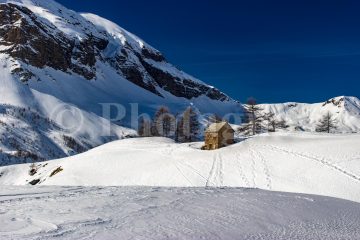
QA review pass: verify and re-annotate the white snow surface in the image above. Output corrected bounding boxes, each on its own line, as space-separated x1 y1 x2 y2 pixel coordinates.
0 186 360 240
1 132 360 203
260 96 360 133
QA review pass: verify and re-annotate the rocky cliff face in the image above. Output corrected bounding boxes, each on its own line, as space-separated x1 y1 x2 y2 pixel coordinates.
0 3 100 80
0 1 230 101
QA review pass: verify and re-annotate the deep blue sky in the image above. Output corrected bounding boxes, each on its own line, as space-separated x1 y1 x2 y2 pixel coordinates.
57 0 360 103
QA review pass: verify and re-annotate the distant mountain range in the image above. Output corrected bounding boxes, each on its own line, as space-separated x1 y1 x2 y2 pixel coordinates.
0 0 359 165
261 96 360 133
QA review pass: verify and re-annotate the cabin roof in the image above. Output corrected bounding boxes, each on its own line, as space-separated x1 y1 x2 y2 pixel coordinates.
205 122 235 133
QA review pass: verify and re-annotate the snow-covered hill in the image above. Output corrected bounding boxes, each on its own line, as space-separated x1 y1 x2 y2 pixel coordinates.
0 0 241 164
260 96 360 133
1 133 360 202
1 186 360 240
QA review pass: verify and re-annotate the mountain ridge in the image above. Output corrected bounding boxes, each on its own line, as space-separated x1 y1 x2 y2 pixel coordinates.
259 96 360 133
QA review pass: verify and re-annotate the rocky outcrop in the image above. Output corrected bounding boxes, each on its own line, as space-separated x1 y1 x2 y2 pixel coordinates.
0 3 105 80
322 97 345 108
141 59 229 101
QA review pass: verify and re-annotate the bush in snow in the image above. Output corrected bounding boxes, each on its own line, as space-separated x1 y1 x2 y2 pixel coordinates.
263 112 289 132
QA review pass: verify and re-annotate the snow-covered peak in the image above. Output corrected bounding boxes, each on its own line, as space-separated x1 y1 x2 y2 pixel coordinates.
1 0 102 39
0 0 160 58
323 96 360 112
81 13 154 52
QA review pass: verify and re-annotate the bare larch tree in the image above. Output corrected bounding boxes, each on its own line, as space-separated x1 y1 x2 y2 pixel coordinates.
315 112 337 133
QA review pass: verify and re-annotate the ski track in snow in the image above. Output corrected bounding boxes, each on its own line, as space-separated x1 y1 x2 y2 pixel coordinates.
165 145 194 186
218 153 224 186
177 160 210 185
251 145 273 190
264 144 360 183
235 150 251 188
206 153 219 187
205 152 224 187
248 148 258 187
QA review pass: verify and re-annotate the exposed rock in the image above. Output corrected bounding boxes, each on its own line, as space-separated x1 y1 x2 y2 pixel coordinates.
0 3 104 81
141 59 229 101
29 178 40 185
141 48 165 62
323 97 344 108
50 166 63 177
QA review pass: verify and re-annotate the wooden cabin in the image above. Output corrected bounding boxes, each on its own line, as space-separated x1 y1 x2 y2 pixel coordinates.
203 122 235 150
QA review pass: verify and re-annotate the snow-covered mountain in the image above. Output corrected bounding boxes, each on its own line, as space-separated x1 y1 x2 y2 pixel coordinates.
0 0 241 165
260 96 360 133
0 0 231 103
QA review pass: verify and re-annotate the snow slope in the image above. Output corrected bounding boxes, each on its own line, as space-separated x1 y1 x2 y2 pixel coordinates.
1 132 360 202
0 55 136 165
1 186 360 240
260 96 360 133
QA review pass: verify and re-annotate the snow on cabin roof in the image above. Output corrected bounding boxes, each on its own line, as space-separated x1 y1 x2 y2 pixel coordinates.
205 122 234 133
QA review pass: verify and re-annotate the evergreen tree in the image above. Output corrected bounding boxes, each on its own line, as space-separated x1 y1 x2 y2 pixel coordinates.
176 115 185 142
316 112 337 133
152 106 176 137
188 107 201 142
138 117 151 137
238 98 264 136
176 107 200 142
